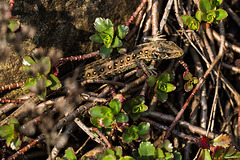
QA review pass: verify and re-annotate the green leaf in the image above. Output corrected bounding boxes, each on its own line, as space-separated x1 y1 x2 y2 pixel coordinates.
156 90 168 102
130 112 140 121
103 27 114 38
186 17 200 31
137 122 150 135
223 145 238 158
94 17 113 33
200 0 212 13
131 97 145 106
105 148 115 155
195 10 202 22
147 75 156 87
138 142 155 156
202 10 216 23
37 88 47 100
158 140 173 152
191 77 198 84
184 80 193 92
102 155 117 160
119 156 135 160
22 78 37 90
0 126 11 138
22 65 32 76
158 72 171 82
90 117 100 127
40 57 51 75
128 126 138 135
8 19 20 32
215 9 228 20
38 75 52 88
165 152 174 160
166 83 176 93
10 135 21 150
112 36 122 48
210 134 231 148
224 152 240 159
101 106 113 118
23 56 36 66
174 151 182 160
114 147 122 159
63 147 77 160
154 148 165 159
122 133 132 143
183 71 193 80
101 33 113 48
102 117 113 127
100 45 113 58
89 106 104 118
180 15 192 25
210 0 222 9
198 149 212 160
115 113 129 123
132 104 148 113
117 25 129 39
90 33 104 43
48 74 62 90
109 99 121 115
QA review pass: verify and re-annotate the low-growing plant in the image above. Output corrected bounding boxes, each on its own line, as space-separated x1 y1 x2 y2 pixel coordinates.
90 17 129 58
181 0 228 31
196 134 240 160
22 48 62 100
123 96 149 121
89 99 129 129
147 71 176 102
122 122 150 143
56 147 77 160
0 117 22 150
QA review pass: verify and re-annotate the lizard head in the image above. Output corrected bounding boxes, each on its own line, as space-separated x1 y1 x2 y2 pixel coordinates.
151 40 184 60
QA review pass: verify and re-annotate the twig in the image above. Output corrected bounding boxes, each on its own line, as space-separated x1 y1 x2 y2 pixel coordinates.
7 134 45 160
81 79 125 87
159 0 174 34
119 75 146 93
139 117 196 141
212 30 240 54
150 111 216 139
164 21 226 140
143 0 152 36
48 122 76 160
74 118 104 145
125 0 148 27
223 2 240 28
55 51 100 67
151 0 159 35
91 127 112 149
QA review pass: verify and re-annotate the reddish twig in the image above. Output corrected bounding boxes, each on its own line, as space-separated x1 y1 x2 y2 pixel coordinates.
164 21 226 140
91 127 112 148
125 0 148 27
0 82 25 92
7 134 45 160
55 50 100 67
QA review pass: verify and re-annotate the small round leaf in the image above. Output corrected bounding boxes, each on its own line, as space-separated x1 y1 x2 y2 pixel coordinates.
137 122 150 135
138 142 155 156
100 45 113 58
115 113 129 123
117 25 129 39
109 99 121 115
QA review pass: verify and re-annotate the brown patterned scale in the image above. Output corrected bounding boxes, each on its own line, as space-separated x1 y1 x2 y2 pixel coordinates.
82 40 184 80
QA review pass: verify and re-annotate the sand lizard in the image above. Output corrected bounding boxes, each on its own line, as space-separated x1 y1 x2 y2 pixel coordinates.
81 39 184 80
